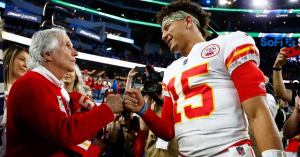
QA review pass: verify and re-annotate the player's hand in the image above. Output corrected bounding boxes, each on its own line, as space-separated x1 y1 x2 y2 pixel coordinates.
106 94 123 113
273 47 288 68
124 88 145 113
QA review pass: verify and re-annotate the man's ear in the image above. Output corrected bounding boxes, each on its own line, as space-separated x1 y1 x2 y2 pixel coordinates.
43 51 52 62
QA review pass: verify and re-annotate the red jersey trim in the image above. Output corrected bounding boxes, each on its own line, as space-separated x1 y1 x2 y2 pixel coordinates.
225 44 258 69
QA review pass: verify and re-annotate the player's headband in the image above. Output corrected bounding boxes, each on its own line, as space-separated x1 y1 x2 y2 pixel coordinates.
161 10 200 30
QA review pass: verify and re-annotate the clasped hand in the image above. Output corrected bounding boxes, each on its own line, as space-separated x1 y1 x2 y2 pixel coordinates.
123 88 145 113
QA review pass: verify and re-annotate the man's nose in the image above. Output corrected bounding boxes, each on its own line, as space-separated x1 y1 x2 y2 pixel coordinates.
73 48 78 56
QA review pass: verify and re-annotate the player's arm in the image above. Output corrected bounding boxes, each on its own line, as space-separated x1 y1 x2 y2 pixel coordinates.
283 96 300 139
273 48 293 102
124 89 175 141
141 95 175 140
231 61 284 156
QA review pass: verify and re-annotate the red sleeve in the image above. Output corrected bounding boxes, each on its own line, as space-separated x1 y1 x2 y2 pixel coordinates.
141 96 175 141
69 91 96 113
231 61 267 103
8 75 114 147
69 92 82 114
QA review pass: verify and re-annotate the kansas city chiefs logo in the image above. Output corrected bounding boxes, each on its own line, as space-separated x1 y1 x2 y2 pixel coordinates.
201 44 220 58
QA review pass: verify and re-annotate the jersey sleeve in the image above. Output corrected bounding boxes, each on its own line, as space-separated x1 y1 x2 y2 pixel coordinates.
223 31 260 75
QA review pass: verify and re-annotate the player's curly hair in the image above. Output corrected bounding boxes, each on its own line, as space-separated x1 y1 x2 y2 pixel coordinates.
156 0 211 39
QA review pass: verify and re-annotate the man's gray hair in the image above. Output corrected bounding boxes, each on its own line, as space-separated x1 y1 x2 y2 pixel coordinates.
28 28 66 69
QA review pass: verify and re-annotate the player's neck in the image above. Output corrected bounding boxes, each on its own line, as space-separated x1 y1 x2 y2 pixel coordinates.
182 34 205 57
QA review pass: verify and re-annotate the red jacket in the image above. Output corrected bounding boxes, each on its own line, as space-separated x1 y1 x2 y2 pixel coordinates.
6 71 114 157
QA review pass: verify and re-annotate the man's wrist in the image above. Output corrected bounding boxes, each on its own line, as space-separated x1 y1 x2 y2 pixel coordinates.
273 63 282 68
272 67 282 71
262 149 286 157
137 102 148 116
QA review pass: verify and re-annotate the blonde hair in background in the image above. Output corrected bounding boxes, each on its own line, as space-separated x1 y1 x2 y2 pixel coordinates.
3 45 28 91
73 64 85 94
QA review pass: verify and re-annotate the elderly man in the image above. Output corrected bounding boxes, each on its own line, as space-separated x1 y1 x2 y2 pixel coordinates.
6 28 123 156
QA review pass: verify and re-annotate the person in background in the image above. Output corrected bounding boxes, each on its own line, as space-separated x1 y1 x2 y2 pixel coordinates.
273 48 299 157
124 1 283 156
273 47 298 107
63 64 106 156
2 45 29 126
138 94 178 157
6 28 123 156
63 64 94 113
63 64 85 94
0 45 29 156
283 96 300 157
126 67 178 157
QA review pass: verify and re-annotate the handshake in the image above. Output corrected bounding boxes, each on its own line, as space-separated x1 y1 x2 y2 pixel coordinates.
105 89 146 114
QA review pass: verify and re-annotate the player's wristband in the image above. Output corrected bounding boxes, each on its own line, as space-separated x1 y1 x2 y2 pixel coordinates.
272 67 282 71
137 103 148 116
262 149 286 157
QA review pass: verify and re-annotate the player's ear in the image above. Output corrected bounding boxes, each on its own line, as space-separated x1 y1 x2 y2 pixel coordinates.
185 16 193 30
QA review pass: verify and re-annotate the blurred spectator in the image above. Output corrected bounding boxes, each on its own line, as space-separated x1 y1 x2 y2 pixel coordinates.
275 97 290 133
283 96 300 157
135 95 178 157
91 77 101 102
6 28 123 156
125 67 178 157
274 48 300 157
2 45 29 126
63 64 85 94
63 64 108 156
1 45 29 156
273 48 298 105
63 64 95 114
83 70 93 88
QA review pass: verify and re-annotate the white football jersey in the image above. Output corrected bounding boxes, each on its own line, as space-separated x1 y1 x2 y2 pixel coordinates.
162 31 260 156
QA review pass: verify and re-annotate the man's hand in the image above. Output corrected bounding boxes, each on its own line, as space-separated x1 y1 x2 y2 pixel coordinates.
106 94 123 113
273 48 288 68
124 88 145 113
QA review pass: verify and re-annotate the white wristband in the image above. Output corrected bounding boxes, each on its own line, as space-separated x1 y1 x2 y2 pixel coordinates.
262 149 286 157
